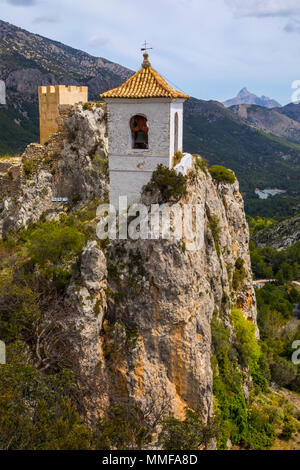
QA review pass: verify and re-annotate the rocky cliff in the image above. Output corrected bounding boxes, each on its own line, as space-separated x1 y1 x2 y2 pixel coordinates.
253 214 300 250
231 103 300 146
100 167 256 424
0 102 108 236
0 104 257 436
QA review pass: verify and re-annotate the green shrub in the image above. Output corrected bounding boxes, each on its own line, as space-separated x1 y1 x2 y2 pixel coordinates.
209 165 236 184
232 308 269 392
26 221 85 266
25 221 85 288
143 164 187 202
280 420 296 441
67 129 76 142
159 408 218 450
247 215 275 236
0 268 40 343
212 350 248 448
209 214 221 256
256 284 294 323
172 151 183 167
250 241 300 283
23 159 37 178
0 153 14 160
82 102 93 111
211 313 230 355
211 312 248 448
270 357 297 387
92 153 108 176
0 365 90 450
232 257 246 291
93 403 152 450
212 309 272 449
245 406 276 449
232 308 260 368
194 156 209 174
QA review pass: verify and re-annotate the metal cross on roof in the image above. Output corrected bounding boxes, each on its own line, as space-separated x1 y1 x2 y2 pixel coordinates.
141 40 153 52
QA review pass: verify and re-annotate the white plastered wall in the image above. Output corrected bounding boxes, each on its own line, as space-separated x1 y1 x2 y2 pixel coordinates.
169 101 184 165
106 98 184 207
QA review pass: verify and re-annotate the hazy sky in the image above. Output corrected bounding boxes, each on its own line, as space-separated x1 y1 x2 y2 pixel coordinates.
2 0 300 104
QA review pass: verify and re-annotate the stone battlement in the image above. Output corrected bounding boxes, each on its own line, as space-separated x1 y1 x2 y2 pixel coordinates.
38 85 88 144
39 85 88 97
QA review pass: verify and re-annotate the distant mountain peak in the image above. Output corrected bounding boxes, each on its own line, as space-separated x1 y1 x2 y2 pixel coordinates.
223 88 281 109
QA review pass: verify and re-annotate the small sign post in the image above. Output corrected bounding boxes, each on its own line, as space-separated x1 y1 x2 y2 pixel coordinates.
52 197 68 203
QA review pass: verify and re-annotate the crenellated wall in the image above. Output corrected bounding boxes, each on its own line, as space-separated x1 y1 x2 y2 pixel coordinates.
38 85 88 144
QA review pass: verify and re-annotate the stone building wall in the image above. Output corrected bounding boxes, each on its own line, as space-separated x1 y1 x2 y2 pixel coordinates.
107 98 171 157
170 101 184 156
106 98 184 206
38 85 88 144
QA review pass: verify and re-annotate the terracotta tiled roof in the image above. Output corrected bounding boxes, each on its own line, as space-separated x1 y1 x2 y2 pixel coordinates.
100 53 189 100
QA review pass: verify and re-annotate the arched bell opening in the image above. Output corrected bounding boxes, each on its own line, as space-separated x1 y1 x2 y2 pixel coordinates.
130 114 149 149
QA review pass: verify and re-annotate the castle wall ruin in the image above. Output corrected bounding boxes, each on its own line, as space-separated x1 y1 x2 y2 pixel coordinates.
38 85 88 144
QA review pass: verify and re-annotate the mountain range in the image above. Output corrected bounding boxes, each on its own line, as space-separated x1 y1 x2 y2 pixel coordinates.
223 87 281 108
0 19 132 154
1 19 300 217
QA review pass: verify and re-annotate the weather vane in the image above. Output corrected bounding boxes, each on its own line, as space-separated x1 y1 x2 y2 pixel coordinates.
141 41 153 52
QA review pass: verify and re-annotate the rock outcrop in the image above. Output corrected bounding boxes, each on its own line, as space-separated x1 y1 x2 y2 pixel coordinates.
99 163 256 424
0 104 257 435
231 103 300 145
254 214 300 250
0 102 108 236
65 240 107 424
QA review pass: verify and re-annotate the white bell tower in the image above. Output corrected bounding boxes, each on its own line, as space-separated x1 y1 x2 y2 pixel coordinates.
100 51 189 207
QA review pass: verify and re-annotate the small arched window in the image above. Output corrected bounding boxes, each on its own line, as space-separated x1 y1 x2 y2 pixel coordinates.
174 112 179 155
130 115 148 149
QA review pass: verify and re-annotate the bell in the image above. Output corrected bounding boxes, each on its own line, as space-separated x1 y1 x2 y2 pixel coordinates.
135 130 147 144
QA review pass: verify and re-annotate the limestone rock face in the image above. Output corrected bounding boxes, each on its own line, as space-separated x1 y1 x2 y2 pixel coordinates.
0 104 257 433
0 102 108 236
64 240 107 424
253 213 300 250
100 166 256 422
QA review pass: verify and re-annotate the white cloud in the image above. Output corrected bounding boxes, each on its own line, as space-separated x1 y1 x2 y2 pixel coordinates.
88 35 109 47
225 0 300 18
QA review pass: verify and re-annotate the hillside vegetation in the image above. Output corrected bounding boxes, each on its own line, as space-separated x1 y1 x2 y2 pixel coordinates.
184 99 300 196
231 104 300 146
0 177 298 450
251 214 300 250
0 19 132 156
0 104 39 155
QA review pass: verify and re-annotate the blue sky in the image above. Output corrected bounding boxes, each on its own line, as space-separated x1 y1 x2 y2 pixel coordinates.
1 0 300 104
